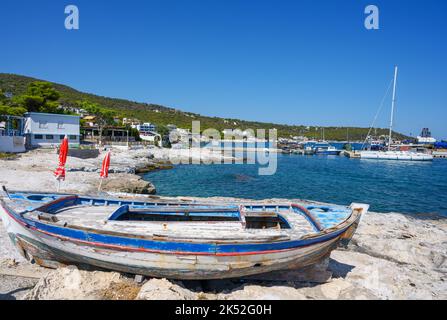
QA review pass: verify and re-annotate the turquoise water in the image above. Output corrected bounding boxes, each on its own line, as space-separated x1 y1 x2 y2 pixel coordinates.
143 154 447 215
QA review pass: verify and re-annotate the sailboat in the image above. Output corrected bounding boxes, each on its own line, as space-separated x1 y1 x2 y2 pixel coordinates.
358 66 433 161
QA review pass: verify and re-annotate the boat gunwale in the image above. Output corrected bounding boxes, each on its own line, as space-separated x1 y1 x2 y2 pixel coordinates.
2 204 356 256
1 195 361 250
28 195 351 239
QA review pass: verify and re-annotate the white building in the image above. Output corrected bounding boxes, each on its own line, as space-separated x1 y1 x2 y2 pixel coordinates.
24 112 80 148
417 136 437 144
417 128 436 144
222 129 253 138
123 117 141 126
135 122 157 133
133 123 160 146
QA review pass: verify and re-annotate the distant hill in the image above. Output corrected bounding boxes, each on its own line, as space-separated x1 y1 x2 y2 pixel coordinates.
0 73 410 141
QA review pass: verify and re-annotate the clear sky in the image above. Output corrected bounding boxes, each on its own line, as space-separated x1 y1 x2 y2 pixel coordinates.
1 0 446 139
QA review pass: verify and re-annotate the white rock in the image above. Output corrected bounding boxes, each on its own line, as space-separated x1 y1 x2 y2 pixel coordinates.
24 266 122 300
137 278 197 300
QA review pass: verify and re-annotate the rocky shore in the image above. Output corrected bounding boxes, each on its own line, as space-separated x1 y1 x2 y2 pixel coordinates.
0 148 446 300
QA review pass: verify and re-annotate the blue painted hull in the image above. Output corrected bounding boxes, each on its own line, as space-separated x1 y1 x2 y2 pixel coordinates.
0 191 366 279
315 151 341 155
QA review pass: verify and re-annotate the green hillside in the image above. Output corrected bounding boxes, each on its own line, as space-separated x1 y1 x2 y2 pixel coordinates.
0 73 409 141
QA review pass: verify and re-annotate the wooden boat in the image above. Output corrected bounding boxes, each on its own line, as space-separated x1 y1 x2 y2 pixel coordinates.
0 188 368 280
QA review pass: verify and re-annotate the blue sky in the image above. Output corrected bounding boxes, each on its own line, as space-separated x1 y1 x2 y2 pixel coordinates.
1 0 446 139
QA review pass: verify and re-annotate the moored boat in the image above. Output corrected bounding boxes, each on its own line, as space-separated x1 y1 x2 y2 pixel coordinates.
315 145 342 155
358 66 433 162
0 188 368 280
358 150 433 161
303 146 315 155
303 141 341 155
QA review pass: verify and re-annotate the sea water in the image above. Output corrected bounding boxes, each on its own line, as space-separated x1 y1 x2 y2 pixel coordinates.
143 154 447 215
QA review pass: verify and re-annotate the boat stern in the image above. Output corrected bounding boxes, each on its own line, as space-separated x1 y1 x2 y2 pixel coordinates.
0 187 42 262
0 187 13 230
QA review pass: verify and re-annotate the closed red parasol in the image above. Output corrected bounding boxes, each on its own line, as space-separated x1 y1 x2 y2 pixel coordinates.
98 151 111 191
100 151 111 178
54 135 69 181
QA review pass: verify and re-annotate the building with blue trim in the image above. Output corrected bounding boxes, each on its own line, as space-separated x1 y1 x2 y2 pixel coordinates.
0 115 26 153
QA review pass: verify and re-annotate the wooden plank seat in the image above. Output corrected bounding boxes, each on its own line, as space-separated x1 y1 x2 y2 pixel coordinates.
243 211 278 218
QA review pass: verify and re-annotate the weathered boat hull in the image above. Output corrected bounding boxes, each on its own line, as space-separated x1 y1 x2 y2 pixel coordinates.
8 230 343 279
0 192 365 280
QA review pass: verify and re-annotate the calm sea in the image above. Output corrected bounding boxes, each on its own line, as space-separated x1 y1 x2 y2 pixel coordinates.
143 154 447 216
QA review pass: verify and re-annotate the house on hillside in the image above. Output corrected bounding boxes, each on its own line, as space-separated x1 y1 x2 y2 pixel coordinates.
123 118 141 126
169 127 192 148
83 115 96 127
166 124 177 131
24 112 80 148
135 122 157 133
222 129 253 138
133 123 160 146
63 106 87 116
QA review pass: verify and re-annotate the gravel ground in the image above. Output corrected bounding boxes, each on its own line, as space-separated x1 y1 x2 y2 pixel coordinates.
0 218 24 262
0 275 37 300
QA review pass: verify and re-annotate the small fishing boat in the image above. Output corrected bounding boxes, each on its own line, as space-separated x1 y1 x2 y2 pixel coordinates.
0 188 368 280
315 145 342 156
303 146 315 155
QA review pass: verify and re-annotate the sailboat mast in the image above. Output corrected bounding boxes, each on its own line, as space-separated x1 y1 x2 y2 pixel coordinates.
388 66 398 150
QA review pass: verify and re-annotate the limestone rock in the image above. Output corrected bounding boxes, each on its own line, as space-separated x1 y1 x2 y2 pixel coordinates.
137 278 197 300
218 284 306 300
23 266 124 300
100 174 156 194
135 162 174 174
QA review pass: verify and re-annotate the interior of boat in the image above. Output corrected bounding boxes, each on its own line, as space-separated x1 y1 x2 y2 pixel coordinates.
7 192 354 241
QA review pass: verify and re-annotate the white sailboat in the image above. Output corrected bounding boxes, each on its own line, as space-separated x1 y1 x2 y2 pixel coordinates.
358 66 433 161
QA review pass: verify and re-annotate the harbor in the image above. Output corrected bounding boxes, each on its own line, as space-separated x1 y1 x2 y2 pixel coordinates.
0 148 446 300
1 96 446 300
1 0 446 304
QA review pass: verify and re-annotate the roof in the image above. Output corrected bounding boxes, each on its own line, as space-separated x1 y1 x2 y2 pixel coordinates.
25 112 80 119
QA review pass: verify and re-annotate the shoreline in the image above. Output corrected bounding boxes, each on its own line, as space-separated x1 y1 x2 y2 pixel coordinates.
0 148 446 300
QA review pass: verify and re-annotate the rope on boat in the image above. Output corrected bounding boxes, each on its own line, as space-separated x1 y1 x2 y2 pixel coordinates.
361 78 394 150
